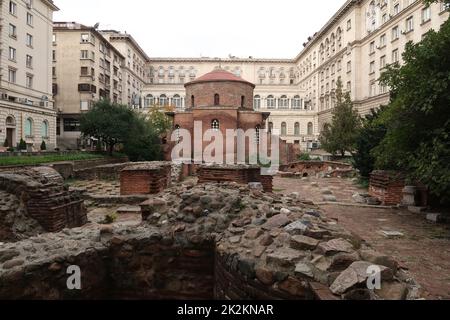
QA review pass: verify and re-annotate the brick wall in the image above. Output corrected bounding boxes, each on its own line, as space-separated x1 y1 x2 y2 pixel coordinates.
120 163 172 196
369 171 406 206
197 165 273 193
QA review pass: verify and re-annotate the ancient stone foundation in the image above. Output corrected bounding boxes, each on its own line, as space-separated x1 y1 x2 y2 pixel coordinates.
0 167 87 239
0 183 420 300
197 164 273 193
280 161 354 178
120 162 172 196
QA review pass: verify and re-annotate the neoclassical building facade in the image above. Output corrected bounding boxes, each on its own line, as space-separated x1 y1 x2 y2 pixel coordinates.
141 0 449 150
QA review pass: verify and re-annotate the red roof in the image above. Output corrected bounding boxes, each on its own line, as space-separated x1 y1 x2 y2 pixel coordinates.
186 69 255 87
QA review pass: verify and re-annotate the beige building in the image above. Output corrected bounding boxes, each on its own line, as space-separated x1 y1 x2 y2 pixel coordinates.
100 30 150 108
50 0 449 151
143 0 449 150
52 22 125 149
0 0 59 150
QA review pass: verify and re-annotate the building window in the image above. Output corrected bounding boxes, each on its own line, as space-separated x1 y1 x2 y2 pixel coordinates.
405 16 414 32
347 61 351 72
307 122 314 136
241 96 245 108
52 34 56 43
63 118 81 132
26 33 33 47
279 95 289 109
255 125 261 144
159 94 168 106
392 26 399 40
26 55 33 68
392 49 399 63
369 41 375 54
81 33 90 43
380 55 386 69
268 122 273 134
281 122 287 136
173 94 181 108
145 94 154 107
9 47 16 61
211 119 220 132
294 122 300 136
422 7 431 23
370 61 375 74
292 96 302 109
26 74 33 88
214 94 220 106
191 95 195 108
9 24 17 38
393 3 400 15
267 95 275 109
9 1 17 15
347 19 352 30
380 34 386 47
41 121 49 138
8 68 16 83
25 118 33 137
80 101 90 111
370 82 377 96
27 13 33 26
254 95 261 110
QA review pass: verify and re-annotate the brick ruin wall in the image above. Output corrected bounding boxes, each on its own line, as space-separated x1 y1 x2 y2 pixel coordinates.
0 167 87 236
197 165 273 193
120 163 172 196
0 184 420 300
369 171 406 206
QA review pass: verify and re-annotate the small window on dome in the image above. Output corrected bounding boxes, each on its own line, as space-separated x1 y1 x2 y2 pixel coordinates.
241 96 245 108
211 119 220 131
214 94 220 106
191 95 195 108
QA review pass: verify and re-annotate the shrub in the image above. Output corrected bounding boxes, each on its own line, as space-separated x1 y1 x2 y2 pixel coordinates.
40 141 47 151
18 139 27 151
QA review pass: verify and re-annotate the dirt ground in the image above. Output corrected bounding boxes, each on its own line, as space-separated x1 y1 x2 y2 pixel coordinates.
274 176 450 300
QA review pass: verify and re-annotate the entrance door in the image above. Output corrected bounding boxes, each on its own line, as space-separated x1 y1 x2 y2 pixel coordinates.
6 128 15 147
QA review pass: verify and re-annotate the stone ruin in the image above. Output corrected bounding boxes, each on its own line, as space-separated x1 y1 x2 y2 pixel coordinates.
279 161 355 179
197 164 273 193
0 182 421 300
120 162 172 196
0 167 87 241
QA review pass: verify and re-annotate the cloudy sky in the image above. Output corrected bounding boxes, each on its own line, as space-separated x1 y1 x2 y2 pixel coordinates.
54 0 345 59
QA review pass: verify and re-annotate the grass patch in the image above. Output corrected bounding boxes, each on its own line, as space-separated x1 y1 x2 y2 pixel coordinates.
0 152 113 166
356 177 369 190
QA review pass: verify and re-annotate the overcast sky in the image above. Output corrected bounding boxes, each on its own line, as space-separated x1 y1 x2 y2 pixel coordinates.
54 0 345 59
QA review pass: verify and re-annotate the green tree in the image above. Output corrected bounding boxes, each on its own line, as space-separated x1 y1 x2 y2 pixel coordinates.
123 115 164 162
353 106 387 177
319 80 361 157
80 100 135 155
374 17 450 202
40 140 47 151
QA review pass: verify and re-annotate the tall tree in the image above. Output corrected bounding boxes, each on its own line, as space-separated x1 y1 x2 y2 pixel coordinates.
80 100 135 155
353 106 387 178
374 16 450 202
320 80 361 157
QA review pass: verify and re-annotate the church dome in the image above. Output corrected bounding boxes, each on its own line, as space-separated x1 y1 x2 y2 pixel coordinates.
186 68 255 88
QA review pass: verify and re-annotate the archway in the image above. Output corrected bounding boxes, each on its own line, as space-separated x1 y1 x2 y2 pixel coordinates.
5 116 16 148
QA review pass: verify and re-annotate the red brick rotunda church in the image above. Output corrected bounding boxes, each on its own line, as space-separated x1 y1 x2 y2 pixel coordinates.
166 68 273 164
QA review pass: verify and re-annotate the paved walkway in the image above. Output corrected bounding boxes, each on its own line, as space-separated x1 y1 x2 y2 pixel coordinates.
274 176 450 300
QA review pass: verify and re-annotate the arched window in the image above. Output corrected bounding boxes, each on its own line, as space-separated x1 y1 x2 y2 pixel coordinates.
191 95 195 108
267 95 275 109
254 95 261 110
281 122 287 136
159 94 168 106
255 125 261 144
6 116 15 126
292 95 302 109
294 122 300 136
25 118 33 136
174 124 181 143
173 94 181 108
211 119 220 132
268 122 273 133
214 94 220 106
145 94 154 107
41 121 49 138
279 95 289 109
241 96 245 108
308 122 314 135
